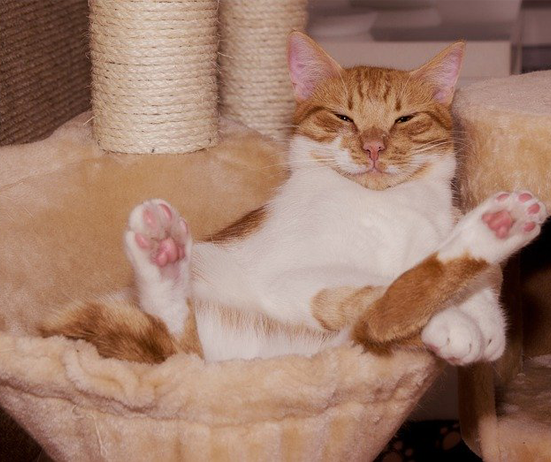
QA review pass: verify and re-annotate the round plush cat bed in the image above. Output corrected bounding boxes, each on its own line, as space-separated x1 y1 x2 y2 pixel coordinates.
0 115 441 461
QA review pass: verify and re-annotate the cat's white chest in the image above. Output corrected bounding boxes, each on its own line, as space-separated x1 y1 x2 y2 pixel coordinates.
257 169 452 281
310 196 442 277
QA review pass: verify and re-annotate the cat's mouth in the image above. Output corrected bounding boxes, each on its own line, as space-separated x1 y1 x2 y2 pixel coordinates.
366 164 386 174
348 163 388 176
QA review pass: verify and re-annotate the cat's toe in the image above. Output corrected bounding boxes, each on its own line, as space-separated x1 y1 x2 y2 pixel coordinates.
128 199 177 239
479 324 506 362
483 335 506 362
514 191 547 233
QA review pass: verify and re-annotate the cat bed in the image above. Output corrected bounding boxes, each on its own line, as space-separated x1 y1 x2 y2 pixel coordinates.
453 70 551 461
0 114 441 461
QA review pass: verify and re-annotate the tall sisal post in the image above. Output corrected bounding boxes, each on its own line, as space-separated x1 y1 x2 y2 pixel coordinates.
89 0 219 154
218 0 308 142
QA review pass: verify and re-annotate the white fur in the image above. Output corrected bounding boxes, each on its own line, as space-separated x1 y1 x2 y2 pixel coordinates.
125 199 192 336
126 136 544 363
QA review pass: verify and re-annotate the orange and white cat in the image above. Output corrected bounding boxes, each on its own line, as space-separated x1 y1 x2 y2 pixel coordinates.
44 33 546 365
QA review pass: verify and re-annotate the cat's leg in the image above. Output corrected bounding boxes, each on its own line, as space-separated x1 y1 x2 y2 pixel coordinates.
42 200 200 362
125 199 192 336
420 192 544 363
354 191 546 348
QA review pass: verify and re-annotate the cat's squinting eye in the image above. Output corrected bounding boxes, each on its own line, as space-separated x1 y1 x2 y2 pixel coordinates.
395 115 414 124
335 114 354 123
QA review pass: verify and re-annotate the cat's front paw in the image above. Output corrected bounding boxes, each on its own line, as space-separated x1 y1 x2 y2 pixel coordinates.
125 199 192 280
421 309 500 366
422 307 506 365
440 191 546 265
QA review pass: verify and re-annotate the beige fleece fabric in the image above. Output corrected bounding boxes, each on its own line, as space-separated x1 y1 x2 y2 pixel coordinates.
454 71 551 462
0 114 440 462
495 355 551 461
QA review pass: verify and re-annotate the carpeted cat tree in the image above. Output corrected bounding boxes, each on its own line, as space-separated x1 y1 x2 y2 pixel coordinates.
453 73 551 462
0 2 549 462
0 1 440 461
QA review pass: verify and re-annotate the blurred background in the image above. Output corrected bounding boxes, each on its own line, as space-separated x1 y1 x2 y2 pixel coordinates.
308 0 551 87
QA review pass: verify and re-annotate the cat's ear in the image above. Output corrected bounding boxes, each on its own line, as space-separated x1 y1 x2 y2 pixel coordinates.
411 41 465 106
288 31 343 101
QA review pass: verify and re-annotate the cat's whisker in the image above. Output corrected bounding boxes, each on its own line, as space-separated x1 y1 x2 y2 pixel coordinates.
292 161 341 178
257 158 327 170
452 140 477 151
414 138 453 148
411 140 454 154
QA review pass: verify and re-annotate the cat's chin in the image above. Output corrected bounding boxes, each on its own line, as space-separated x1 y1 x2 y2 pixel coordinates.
340 168 401 191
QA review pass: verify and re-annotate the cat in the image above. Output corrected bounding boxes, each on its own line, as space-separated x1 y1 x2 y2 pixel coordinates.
43 32 547 365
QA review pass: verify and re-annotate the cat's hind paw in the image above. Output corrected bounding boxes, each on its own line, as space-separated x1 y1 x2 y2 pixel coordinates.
125 199 192 280
439 191 547 265
481 191 546 239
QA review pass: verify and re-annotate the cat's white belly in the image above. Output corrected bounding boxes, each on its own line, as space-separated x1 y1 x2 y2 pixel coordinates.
195 305 350 362
241 192 451 285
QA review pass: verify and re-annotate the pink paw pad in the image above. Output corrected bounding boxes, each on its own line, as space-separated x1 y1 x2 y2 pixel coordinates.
523 222 536 232
143 209 157 230
130 201 191 270
152 237 187 267
483 191 546 239
155 238 179 267
135 232 151 249
482 210 513 239
528 203 540 214
159 203 172 221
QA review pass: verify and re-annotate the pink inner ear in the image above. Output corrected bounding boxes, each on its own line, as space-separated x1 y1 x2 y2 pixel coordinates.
288 33 340 101
433 49 463 103
414 43 464 105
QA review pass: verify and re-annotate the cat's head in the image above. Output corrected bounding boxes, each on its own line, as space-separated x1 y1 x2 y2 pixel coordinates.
288 32 464 190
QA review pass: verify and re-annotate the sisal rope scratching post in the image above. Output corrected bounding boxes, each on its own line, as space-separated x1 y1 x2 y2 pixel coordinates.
218 0 308 142
89 0 219 155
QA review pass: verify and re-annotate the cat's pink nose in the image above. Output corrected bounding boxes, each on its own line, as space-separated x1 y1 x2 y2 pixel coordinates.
363 140 385 161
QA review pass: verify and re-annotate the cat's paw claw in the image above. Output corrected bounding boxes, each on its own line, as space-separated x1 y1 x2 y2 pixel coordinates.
125 199 192 277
